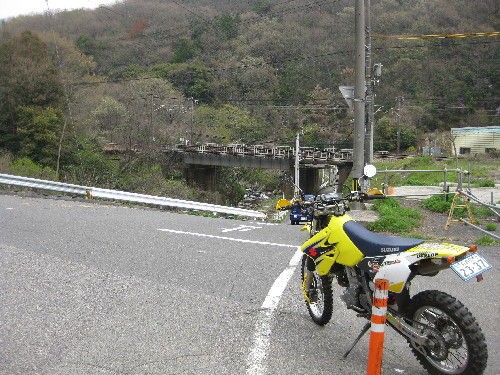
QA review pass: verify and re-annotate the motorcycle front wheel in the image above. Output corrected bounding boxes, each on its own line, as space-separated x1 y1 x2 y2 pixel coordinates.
300 254 333 325
406 290 488 375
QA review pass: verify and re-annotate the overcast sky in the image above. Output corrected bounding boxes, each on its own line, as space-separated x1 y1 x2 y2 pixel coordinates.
0 0 122 20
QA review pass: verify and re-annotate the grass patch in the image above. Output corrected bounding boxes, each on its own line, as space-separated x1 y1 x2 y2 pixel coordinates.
422 195 494 219
485 223 497 232
367 197 422 233
474 179 495 188
475 235 500 246
422 194 451 213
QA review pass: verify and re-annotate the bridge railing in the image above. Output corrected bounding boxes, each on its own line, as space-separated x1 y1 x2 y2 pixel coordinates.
171 143 353 163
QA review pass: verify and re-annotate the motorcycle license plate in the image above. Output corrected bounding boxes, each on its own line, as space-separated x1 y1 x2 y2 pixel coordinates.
451 253 492 281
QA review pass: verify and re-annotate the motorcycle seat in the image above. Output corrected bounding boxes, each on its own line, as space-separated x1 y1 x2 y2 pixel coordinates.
343 220 424 257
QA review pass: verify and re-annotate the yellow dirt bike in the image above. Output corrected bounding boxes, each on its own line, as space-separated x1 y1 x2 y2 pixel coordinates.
276 169 490 375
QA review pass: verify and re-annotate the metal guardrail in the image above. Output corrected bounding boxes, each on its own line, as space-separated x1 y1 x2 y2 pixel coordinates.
0 173 266 219
377 168 466 194
460 219 500 240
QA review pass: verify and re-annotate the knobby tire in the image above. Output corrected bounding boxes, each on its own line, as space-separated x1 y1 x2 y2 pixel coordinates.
300 254 333 326
406 290 488 375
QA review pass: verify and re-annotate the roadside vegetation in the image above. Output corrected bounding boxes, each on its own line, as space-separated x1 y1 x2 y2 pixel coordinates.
476 235 500 246
366 197 423 234
365 195 499 246
422 194 494 219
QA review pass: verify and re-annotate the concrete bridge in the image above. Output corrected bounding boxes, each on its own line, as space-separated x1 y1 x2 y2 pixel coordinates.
165 143 353 193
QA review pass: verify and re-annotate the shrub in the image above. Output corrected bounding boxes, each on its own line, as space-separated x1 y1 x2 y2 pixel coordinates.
422 194 493 219
8 157 57 180
367 197 422 233
485 223 497 232
422 195 451 213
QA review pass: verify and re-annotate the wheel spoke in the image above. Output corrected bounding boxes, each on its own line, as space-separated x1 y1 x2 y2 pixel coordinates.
449 350 464 366
414 305 469 373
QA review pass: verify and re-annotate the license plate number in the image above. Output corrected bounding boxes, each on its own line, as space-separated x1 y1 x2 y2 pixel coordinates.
451 253 492 281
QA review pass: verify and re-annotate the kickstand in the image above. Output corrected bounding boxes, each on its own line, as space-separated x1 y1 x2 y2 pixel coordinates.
343 322 371 358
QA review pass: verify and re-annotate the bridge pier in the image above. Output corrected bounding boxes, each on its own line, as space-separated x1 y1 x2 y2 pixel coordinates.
294 164 353 196
298 168 322 194
184 164 217 191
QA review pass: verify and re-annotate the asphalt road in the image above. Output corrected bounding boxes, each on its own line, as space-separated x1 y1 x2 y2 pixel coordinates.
0 194 498 375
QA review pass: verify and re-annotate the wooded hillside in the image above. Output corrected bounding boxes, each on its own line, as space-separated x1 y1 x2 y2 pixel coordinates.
0 0 498 201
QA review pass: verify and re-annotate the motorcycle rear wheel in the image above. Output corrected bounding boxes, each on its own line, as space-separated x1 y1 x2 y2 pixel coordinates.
406 290 488 375
300 254 333 325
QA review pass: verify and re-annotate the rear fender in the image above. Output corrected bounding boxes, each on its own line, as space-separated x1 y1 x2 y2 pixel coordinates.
371 243 471 292
403 242 469 263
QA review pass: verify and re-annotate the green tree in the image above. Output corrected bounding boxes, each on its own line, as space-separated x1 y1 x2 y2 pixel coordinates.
216 14 240 40
374 117 417 152
275 61 312 103
152 62 213 102
92 96 126 143
253 0 272 15
108 64 146 80
16 106 64 167
194 104 268 144
171 38 196 63
61 136 118 186
0 31 63 152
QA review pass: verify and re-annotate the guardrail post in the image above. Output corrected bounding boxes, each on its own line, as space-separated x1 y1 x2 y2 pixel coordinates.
366 278 389 375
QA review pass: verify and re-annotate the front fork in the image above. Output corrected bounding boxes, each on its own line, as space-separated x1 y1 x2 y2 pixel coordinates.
301 256 316 303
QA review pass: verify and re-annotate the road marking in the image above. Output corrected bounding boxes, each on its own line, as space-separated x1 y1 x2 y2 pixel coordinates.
252 222 279 226
246 247 302 375
157 226 302 374
222 225 263 233
157 228 297 248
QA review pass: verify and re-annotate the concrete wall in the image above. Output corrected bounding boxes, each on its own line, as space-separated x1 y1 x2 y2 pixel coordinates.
184 165 217 191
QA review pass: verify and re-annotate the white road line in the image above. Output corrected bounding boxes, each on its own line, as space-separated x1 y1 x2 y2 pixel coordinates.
157 226 302 374
253 222 280 226
221 225 263 233
246 247 302 375
157 228 297 248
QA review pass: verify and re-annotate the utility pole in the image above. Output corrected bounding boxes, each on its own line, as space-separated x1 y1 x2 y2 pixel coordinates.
145 93 159 145
396 96 403 154
294 132 300 196
150 93 154 142
364 0 373 165
353 0 366 182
